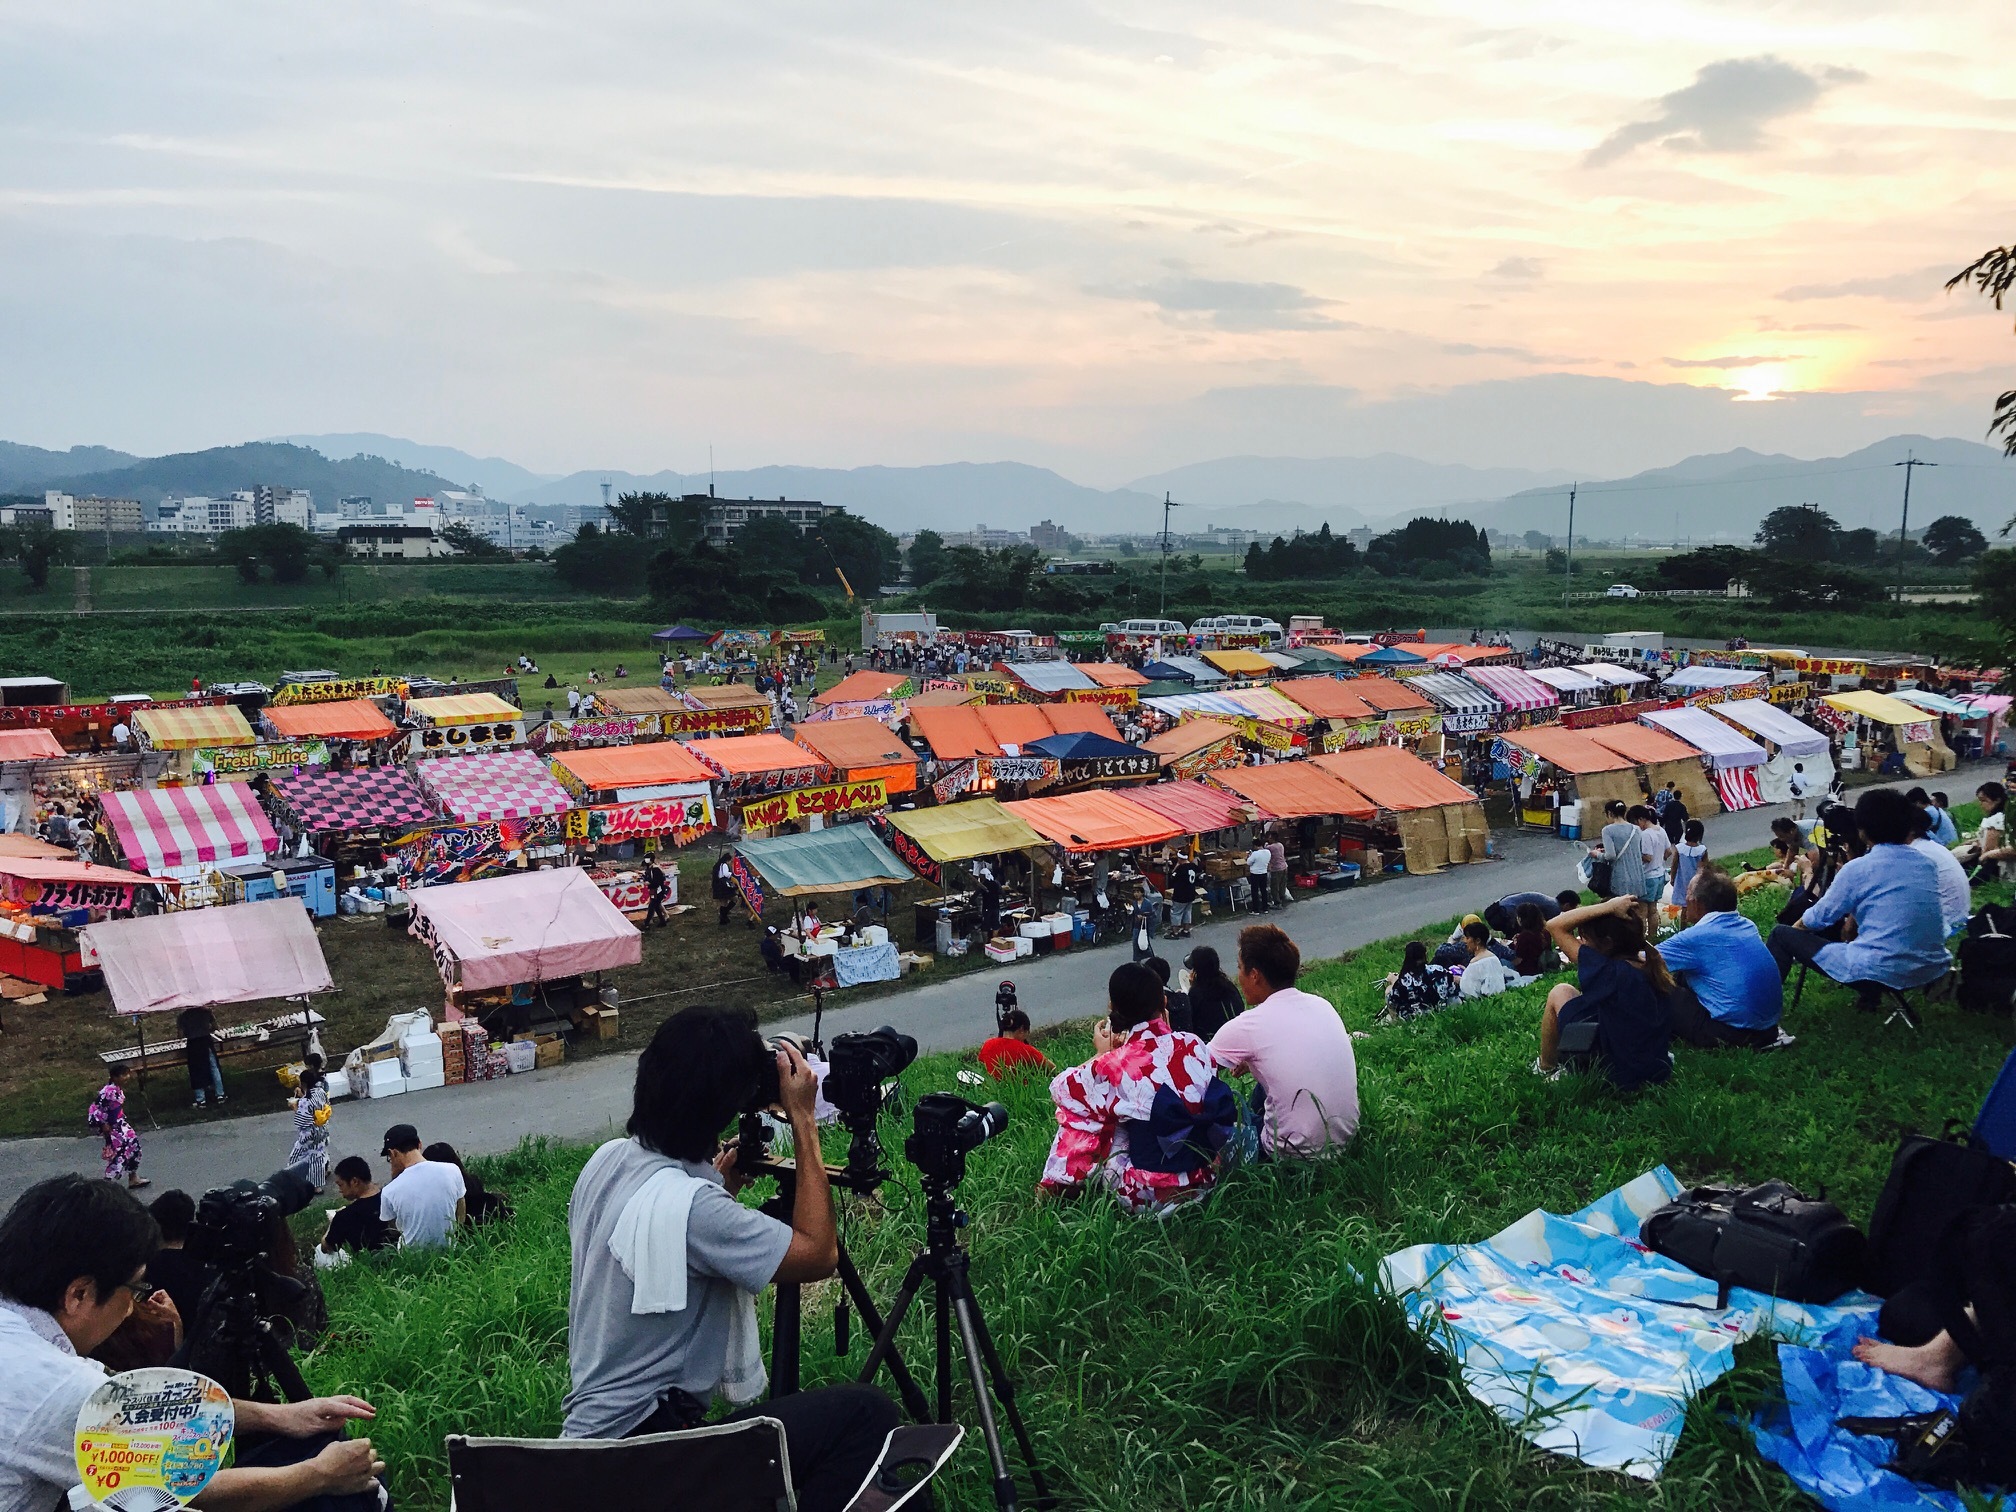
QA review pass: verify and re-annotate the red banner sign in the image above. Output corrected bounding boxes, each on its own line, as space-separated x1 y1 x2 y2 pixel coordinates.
0 696 226 752
1561 698 1678 730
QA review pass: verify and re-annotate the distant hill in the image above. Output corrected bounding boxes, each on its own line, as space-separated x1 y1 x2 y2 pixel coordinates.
0 440 141 494
34 443 462 511
1125 454 1574 529
507 461 1170 535
1461 435 2016 543
267 433 561 499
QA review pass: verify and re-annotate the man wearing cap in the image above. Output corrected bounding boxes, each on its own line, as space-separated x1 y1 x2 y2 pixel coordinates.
377 1123 466 1248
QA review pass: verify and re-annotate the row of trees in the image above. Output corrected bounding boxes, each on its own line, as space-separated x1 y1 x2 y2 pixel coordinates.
1240 518 1493 583
1751 503 1986 566
553 491 902 620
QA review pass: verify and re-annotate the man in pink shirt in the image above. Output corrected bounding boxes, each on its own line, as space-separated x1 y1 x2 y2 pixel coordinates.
1208 924 1359 1158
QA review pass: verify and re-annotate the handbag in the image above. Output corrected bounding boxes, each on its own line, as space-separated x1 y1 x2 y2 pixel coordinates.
1587 857 1612 898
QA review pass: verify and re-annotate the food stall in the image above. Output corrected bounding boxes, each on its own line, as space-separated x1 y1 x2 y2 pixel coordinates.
1662 666 1767 705
267 766 443 875
1023 732 1160 790
1820 689 1954 778
1074 663 1151 694
1527 665 1608 709
995 661 1096 700
1309 746 1490 874
261 697 397 748
529 684 680 751
790 717 922 796
1200 649 1276 681
131 704 261 781
681 733 833 823
1491 727 1641 830
1705 699 1834 804
1464 665 1562 728
1143 718 1246 780
1894 688 1994 763
1140 655 1229 689
1573 662 1653 701
809 669 915 720
670 683 775 737
405 691 525 758
1579 723 1721 817
1639 707 1769 808
548 743 717 886
82 899 333 1084
736 825 918 985
0 855 172 992
1409 672 1504 784
1002 790 1187 926
99 782 279 900
0 729 66 835
1207 759 1382 879
874 799 1050 949
406 866 641 1043
415 748 576 823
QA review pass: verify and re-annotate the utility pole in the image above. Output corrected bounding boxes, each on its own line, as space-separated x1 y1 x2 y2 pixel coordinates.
1892 451 1935 605
1563 482 1577 600
1158 492 1184 619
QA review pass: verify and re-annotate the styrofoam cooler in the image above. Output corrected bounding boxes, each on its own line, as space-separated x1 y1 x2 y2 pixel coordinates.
1045 912 1072 936
404 1068 447 1092
862 924 889 946
1018 920 1049 939
1011 936 1033 958
983 940 1017 963
364 1059 407 1098
400 1033 444 1076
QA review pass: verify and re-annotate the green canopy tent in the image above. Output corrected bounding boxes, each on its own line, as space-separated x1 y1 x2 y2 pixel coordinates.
736 824 917 994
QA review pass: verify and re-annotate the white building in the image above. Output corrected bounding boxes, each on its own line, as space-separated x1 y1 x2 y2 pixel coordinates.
338 523 449 559
43 492 143 534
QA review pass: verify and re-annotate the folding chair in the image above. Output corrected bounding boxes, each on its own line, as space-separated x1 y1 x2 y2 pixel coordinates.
445 1418 962 1512
1788 960 1949 1030
1228 878 1252 914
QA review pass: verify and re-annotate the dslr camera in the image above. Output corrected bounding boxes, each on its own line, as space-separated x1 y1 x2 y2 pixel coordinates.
189 1168 318 1271
905 1093 1009 1191
742 1025 918 1187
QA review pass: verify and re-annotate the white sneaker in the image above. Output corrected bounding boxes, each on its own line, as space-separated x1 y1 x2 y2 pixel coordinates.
1529 1057 1562 1081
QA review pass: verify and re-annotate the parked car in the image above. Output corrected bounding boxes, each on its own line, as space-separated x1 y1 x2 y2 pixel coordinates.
1606 584 1641 598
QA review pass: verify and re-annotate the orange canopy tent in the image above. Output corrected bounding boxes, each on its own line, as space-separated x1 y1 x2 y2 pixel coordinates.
1497 727 1635 774
1209 762 1376 819
680 733 831 778
1309 747 1477 810
1003 791 1187 852
908 702 1120 760
263 699 397 742
1037 704 1121 739
553 743 717 791
975 702 1056 750
814 670 911 706
905 686 984 708
1077 663 1150 689
0 729 67 760
791 717 920 793
1276 680 1379 722
1143 718 1243 764
1581 724 1703 766
1119 779 1270 831
907 706 1000 760
1302 643 1377 664
1342 676 1435 714
595 686 687 716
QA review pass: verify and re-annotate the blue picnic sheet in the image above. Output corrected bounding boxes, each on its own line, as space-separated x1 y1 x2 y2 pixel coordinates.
831 940 901 988
1752 1344 1986 1512
1380 1167 1881 1478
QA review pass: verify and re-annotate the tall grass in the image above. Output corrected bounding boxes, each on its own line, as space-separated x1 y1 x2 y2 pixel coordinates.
304 849 2013 1510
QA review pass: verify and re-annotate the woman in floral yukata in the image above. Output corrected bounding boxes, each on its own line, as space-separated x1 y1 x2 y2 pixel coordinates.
87 1063 147 1188
1039 962 1235 1216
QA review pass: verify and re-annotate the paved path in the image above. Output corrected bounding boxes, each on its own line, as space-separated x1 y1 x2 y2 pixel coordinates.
0 776 1979 1205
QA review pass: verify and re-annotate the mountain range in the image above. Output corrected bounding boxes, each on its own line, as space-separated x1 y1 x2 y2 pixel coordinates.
2 430 2011 543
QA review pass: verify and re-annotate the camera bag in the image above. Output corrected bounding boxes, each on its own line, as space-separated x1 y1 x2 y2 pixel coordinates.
1640 1179 1866 1306
1958 905 2016 1017
1866 1127 2016 1297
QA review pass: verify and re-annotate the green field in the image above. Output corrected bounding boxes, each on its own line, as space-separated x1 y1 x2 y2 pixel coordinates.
299 843 2016 1512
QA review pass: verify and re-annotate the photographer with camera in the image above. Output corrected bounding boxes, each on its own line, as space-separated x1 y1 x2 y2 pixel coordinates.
0 1175 387 1512
563 1005 903 1512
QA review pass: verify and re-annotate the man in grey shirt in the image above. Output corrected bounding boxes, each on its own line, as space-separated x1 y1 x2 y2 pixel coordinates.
563 1006 901 1512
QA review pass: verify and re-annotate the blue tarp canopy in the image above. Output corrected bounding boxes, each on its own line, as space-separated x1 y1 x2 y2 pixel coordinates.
651 625 711 642
1140 656 1225 685
1025 731 1154 760
736 824 916 896
1357 644 1425 666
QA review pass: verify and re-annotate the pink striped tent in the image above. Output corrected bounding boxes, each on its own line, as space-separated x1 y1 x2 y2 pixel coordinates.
101 782 278 876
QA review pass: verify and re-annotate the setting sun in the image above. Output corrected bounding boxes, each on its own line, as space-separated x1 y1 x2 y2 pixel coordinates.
1730 364 1792 402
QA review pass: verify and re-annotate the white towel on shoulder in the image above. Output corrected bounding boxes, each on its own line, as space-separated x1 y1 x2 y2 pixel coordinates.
607 1161 767 1404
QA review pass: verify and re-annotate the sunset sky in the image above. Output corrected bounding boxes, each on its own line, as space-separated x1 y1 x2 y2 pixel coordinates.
4 1 2013 481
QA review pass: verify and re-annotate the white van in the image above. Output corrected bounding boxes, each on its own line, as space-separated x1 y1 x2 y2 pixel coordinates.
1192 614 1285 648
1110 618 1188 638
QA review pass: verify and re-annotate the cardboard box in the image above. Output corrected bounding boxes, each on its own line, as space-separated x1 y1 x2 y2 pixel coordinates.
534 1038 564 1070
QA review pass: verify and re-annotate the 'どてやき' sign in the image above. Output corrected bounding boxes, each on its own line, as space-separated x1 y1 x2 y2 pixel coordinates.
740 778 888 830
270 676 407 706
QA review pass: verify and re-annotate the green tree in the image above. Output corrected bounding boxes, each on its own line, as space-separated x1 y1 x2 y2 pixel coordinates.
606 490 708 543
1924 514 1989 565
1975 547 2016 665
1764 563 1882 609
216 523 319 584
1834 527 1881 565
1365 518 1491 577
1655 544 1758 590
552 522 648 594
1522 529 1551 552
1755 504 1840 558
907 528 947 585
438 521 509 560
935 545 1041 611
809 512 900 599
1544 547 1568 574
0 524 71 588
1948 245 2016 454
1243 524 1359 581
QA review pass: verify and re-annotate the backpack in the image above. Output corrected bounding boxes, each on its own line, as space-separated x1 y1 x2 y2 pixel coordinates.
1865 1127 2016 1297
1959 905 2016 1016
1640 1180 1866 1305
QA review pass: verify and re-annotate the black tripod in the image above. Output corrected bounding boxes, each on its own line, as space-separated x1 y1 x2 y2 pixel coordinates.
185 1265 311 1405
856 1179 1054 1512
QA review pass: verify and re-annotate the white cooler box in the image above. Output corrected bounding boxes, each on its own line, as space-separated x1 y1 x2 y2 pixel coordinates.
1017 920 1049 939
363 1059 406 1099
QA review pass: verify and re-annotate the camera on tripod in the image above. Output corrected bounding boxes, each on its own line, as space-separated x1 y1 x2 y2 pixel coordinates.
993 980 1017 1034
740 1025 919 1187
905 1094 1008 1190
184 1168 319 1403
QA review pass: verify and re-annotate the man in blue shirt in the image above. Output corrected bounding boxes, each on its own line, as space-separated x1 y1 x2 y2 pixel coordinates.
1660 867 1783 1049
1908 787 1958 846
1767 787 1952 1001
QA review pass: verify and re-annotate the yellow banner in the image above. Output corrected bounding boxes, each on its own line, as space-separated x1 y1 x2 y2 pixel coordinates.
740 777 889 830
1767 681 1811 706
1062 687 1137 706
270 676 407 705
